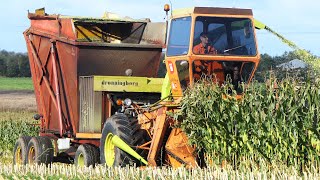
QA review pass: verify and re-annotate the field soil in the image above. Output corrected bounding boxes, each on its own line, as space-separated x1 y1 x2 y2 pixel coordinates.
0 90 36 112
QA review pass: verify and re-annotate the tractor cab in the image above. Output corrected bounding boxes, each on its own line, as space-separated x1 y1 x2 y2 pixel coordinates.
165 7 260 98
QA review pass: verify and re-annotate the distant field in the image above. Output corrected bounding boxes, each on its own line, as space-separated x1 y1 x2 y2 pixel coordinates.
0 77 33 91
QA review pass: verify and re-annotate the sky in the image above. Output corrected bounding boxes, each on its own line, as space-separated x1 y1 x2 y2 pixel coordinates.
0 0 319 56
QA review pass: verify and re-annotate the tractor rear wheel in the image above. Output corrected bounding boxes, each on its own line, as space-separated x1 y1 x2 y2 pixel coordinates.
26 136 54 165
74 144 99 167
13 136 32 165
100 114 148 167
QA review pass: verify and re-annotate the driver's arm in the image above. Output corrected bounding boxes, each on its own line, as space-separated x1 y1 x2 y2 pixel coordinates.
208 46 218 55
193 44 201 54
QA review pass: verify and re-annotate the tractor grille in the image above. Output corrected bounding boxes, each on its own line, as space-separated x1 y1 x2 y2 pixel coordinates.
79 76 102 133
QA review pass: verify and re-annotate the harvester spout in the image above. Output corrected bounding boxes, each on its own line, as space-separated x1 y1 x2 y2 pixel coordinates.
254 19 300 50
253 19 266 30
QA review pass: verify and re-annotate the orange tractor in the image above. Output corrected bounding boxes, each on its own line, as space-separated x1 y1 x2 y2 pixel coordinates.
14 6 262 167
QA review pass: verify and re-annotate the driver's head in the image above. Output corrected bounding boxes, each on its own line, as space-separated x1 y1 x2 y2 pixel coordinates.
200 32 209 46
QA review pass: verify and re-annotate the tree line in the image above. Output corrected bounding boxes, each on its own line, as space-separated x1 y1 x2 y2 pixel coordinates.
0 49 314 79
0 50 30 77
255 51 314 82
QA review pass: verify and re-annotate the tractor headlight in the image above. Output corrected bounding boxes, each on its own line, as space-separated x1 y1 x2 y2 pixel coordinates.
124 98 132 106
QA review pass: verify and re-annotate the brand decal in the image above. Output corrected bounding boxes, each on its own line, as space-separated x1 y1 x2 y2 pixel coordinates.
102 80 138 87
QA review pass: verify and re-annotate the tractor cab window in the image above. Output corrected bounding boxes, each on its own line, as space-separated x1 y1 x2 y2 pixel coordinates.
176 60 190 90
192 60 255 92
193 17 256 56
167 17 192 56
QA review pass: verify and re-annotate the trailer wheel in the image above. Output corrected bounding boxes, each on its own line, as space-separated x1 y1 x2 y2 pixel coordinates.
74 144 99 167
13 136 32 165
27 136 54 165
100 114 148 167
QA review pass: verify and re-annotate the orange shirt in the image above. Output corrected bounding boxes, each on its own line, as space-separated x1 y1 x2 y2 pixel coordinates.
192 44 224 84
193 43 217 55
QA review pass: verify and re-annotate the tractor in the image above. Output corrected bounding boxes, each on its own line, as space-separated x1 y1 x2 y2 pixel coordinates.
136 6 261 168
13 6 264 168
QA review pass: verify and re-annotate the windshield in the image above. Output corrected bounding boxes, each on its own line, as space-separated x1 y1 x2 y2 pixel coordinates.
193 17 257 56
192 60 255 93
167 17 191 56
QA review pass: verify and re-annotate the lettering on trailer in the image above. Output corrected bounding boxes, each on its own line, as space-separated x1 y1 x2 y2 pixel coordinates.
93 76 164 93
101 80 139 87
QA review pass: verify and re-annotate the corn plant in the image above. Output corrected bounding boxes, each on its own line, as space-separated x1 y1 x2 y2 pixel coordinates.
0 111 38 163
179 77 320 169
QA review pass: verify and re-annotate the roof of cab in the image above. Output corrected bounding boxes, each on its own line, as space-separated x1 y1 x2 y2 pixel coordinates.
172 7 253 18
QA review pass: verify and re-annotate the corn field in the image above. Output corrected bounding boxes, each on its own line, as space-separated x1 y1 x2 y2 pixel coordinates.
0 111 38 163
0 163 319 179
2 79 320 178
179 78 320 170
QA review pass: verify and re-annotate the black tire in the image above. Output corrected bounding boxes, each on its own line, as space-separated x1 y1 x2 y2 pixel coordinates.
54 152 73 164
74 144 99 167
93 146 100 165
100 114 148 167
26 136 54 165
13 136 32 165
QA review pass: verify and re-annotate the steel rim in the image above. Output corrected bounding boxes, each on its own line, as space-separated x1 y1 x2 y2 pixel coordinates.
28 146 35 164
15 146 22 164
104 133 115 167
77 153 85 167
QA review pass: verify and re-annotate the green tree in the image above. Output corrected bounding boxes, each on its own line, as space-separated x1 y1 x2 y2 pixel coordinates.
0 57 6 76
0 50 30 77
6 58 19 77
254 53 275 82
17 53 31 77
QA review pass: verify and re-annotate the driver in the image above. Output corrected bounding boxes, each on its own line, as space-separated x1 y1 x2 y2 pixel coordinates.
193 32 217 55
192 33 224 84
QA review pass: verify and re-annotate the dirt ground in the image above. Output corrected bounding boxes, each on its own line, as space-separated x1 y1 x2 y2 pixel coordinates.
0 90 37 112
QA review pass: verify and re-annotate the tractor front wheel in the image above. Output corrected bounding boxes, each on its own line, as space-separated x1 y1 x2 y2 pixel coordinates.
100 114 148 167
